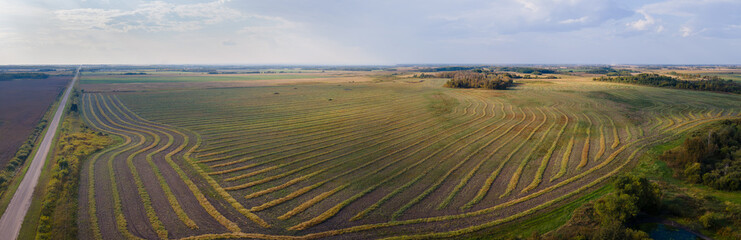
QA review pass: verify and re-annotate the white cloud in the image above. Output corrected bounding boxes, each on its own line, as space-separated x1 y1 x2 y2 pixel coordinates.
627 10 655 31
438 0 631 34
559 16 589 24
55 0 243 32
2 0 740 64
680 26 692 37
626 0 741 38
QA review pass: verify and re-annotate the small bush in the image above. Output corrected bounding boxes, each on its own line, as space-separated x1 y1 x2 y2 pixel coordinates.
699 212 724 229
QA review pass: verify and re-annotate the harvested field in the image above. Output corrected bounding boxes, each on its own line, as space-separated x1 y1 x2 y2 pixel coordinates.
78 75 741 239
0 76 69 168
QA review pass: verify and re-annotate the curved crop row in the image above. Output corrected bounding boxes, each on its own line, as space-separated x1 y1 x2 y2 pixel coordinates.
199 96 472 166
241 109 454 201
463 106 548 208
594 115 606 161
195 95 425 150
607 115 620 149
95 94 171 239
247 101 491 212
501 107 559 198
81 96 130 240
105 96 199 229
283 97 498 228
83 94 146 239
577 113 593 170
208 105 431 175
523 107 571 192
110 96 242 232
218 99 481 184
372 99 512 220
437 104 523 210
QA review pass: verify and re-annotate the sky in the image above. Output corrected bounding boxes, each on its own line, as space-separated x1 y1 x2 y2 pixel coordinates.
1 0 740 65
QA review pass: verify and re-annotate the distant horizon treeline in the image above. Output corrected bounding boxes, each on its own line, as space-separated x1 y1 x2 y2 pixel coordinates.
0 72 49 81
593 73 741 94
420 66 556 75
668 71 729 81
441 71 515 90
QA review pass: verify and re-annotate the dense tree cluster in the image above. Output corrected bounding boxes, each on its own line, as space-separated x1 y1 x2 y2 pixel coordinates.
0 72 49 81
411 73 437 78
440 71 515 90
661 119 741 191
595 175 662 223
543 175 660 240
495 67 556 75
594 73 741 94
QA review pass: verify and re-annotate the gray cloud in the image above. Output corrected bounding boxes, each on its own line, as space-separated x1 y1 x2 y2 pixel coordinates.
54 1 243 32
1 0 740 64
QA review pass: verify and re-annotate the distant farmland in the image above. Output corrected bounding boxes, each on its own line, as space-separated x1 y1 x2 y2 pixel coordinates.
0 76 69 168
77 74 741 239
79 73 331 84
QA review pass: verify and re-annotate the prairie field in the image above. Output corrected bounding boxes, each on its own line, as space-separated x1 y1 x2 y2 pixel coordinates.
77 72 741 239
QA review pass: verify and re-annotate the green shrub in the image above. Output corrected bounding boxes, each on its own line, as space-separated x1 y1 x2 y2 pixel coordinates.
699 212 724 229
613 175 662 212
594 193 639 224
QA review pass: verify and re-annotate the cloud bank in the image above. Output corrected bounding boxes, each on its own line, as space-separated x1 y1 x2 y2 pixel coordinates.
1 0 739 64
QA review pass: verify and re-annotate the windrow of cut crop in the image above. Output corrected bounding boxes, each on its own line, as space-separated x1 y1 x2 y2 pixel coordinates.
267 95 487 219
195 95 424 152
437 104 525 210
110 96 242 232
104 95 199 230
82 94 145 239
215 96 478 186
381 114 740 239
463 106 549 208
367 98 512 220
80 95 130 240
184 94 423 144
207 104 431 176
523 105 572 192
577 112 593 170
94 94 170 239
197 93 455 164
500 106 560 198
197 97 428 164
140 90 395 128
248 99 496 213
607 115 620 149
157 91 399 130
283 97 499 229
241 108 452 202
594 114 607 161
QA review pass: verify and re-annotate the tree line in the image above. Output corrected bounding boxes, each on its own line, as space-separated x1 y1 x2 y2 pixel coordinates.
440 71 516 90
0 120 47 194
0 72 49 81
544 175 661 240
668 71 729 81
593 73 741 94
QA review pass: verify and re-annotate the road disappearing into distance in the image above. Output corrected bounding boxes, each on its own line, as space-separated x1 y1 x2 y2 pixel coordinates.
0 66 80 240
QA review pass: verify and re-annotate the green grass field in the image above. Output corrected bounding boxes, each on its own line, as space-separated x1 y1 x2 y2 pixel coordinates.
75 72 741 239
